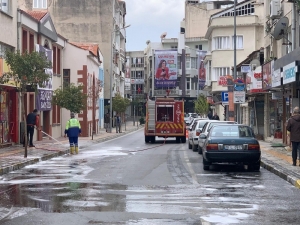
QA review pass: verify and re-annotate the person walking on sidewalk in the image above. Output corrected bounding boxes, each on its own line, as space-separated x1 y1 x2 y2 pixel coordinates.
286 107 300 166
64 113 81 154
25 109 39 147
104 113 110 132
115 114 122 133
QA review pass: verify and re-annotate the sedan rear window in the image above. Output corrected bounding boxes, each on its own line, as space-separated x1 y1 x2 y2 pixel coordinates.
211 126 254 137
208 122 236 130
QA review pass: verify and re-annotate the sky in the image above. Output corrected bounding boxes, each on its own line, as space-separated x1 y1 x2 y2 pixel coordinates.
125 0 185 51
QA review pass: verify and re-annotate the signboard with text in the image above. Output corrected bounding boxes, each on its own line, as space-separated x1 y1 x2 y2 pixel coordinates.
233 91 245 103
155 50 178 88
283 61 298 84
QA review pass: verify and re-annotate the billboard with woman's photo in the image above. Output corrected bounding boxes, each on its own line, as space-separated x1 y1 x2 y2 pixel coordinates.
155 50 177 88
197 50 207 89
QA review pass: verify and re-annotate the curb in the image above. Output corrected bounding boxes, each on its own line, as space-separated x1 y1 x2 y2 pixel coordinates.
0 127 142 176
261 156 300 189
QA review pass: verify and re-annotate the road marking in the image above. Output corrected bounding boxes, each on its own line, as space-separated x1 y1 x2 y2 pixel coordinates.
182 144 199 185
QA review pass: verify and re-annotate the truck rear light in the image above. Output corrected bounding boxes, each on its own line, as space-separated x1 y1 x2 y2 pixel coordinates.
248 144 260 150
206 144 218 150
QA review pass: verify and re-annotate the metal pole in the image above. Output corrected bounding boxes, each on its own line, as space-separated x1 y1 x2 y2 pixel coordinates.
133 72 136 126
109 31 114 133
233 0 237 121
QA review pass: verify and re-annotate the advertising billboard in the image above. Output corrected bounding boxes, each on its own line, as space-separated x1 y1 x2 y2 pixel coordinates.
36 44 53 111
197 50 207 89
155 50 177 88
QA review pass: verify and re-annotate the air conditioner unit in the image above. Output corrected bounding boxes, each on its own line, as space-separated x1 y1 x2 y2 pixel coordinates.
205 80 212 86
270 0 281 19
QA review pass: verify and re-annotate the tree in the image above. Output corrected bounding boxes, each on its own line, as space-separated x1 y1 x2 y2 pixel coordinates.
52 83 87 114
194 94 209 116
112 93 131 114
87 79 103 138
0 50 52 158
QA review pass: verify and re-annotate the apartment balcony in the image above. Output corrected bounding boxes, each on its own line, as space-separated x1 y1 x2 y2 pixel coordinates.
113 64 120 75
205 15 261 38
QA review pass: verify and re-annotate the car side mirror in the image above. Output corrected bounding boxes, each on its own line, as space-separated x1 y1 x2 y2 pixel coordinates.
199 133 207 139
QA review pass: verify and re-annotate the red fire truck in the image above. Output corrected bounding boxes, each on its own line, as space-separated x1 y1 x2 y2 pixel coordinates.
144 97 186 143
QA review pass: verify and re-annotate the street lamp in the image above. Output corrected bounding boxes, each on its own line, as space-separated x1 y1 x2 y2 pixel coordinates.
109 24 131 133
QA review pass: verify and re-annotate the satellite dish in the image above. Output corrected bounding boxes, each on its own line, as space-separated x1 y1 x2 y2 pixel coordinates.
160 32 167 39
250 59 261 71
270 17 289 40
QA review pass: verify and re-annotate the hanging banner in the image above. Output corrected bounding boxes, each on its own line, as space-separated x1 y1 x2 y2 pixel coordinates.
125 56 131 91
36 44 53 111
197 50 207 89
154 50 177 88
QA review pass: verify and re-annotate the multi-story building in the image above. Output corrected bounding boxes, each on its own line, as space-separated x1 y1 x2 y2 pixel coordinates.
18 0 128 116
63 42 102 137
125 51 145 119
0 0 18 145
204 0 265 121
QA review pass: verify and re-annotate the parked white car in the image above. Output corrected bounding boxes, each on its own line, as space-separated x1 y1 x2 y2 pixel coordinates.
197 121 237 154
188 119 210 151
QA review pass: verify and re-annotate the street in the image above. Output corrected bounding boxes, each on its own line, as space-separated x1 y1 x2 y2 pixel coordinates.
0 130 300 225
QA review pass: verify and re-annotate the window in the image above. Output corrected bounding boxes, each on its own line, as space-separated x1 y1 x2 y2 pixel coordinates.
187 78 190 90
232 36 243 49
213 36 230 50
52 104 61 124
185 56 191 69
63 69 70 87
191 57 197 69
195 45 202 50
0 0 10 13
213 67 230 80
33 0 47 9
53 46 61 75
171 46 177 49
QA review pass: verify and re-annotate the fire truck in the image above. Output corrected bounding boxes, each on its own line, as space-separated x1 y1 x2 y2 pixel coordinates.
144 97 186 143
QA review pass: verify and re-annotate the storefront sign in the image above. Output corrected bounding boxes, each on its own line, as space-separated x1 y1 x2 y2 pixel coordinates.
130 79 144 84
218 76 227 86
233 91 245 103
248 66 264 93
272 68 281 87
283 61 298 84
241 65 251 73
272 92 282 100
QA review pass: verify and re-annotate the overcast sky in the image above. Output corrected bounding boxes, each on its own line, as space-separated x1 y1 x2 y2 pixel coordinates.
125 0 185 51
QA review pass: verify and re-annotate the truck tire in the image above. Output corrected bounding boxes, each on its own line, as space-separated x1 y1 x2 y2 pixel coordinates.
181 136 186 143
151 136 155 143
145 136 150 143
176 137 180 143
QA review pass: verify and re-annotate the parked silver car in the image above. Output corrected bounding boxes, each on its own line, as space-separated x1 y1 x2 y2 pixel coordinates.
188 119 210 151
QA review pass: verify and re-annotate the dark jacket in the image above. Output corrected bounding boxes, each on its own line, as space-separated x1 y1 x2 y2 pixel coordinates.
287 114 300 142
212 115 220 120
27 112 37 126
104 115 110 123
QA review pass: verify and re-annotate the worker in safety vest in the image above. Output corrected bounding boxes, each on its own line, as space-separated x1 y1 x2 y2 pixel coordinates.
64 112 81 154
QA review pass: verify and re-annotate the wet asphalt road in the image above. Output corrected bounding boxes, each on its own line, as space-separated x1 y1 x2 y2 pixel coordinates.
0 130 300 225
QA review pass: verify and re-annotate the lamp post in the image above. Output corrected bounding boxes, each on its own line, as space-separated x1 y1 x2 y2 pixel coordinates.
109 24 131 133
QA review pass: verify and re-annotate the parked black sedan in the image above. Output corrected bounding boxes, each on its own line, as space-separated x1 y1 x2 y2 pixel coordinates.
200 124 261 171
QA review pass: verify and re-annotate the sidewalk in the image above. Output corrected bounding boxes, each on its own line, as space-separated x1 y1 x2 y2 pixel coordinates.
1 126 300 190
0 121 142 175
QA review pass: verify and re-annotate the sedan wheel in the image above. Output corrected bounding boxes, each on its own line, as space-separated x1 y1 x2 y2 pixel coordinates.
203 157 210 171
249 160 261 171
198 146 202 155
192 142 198 152
188 141 192 149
